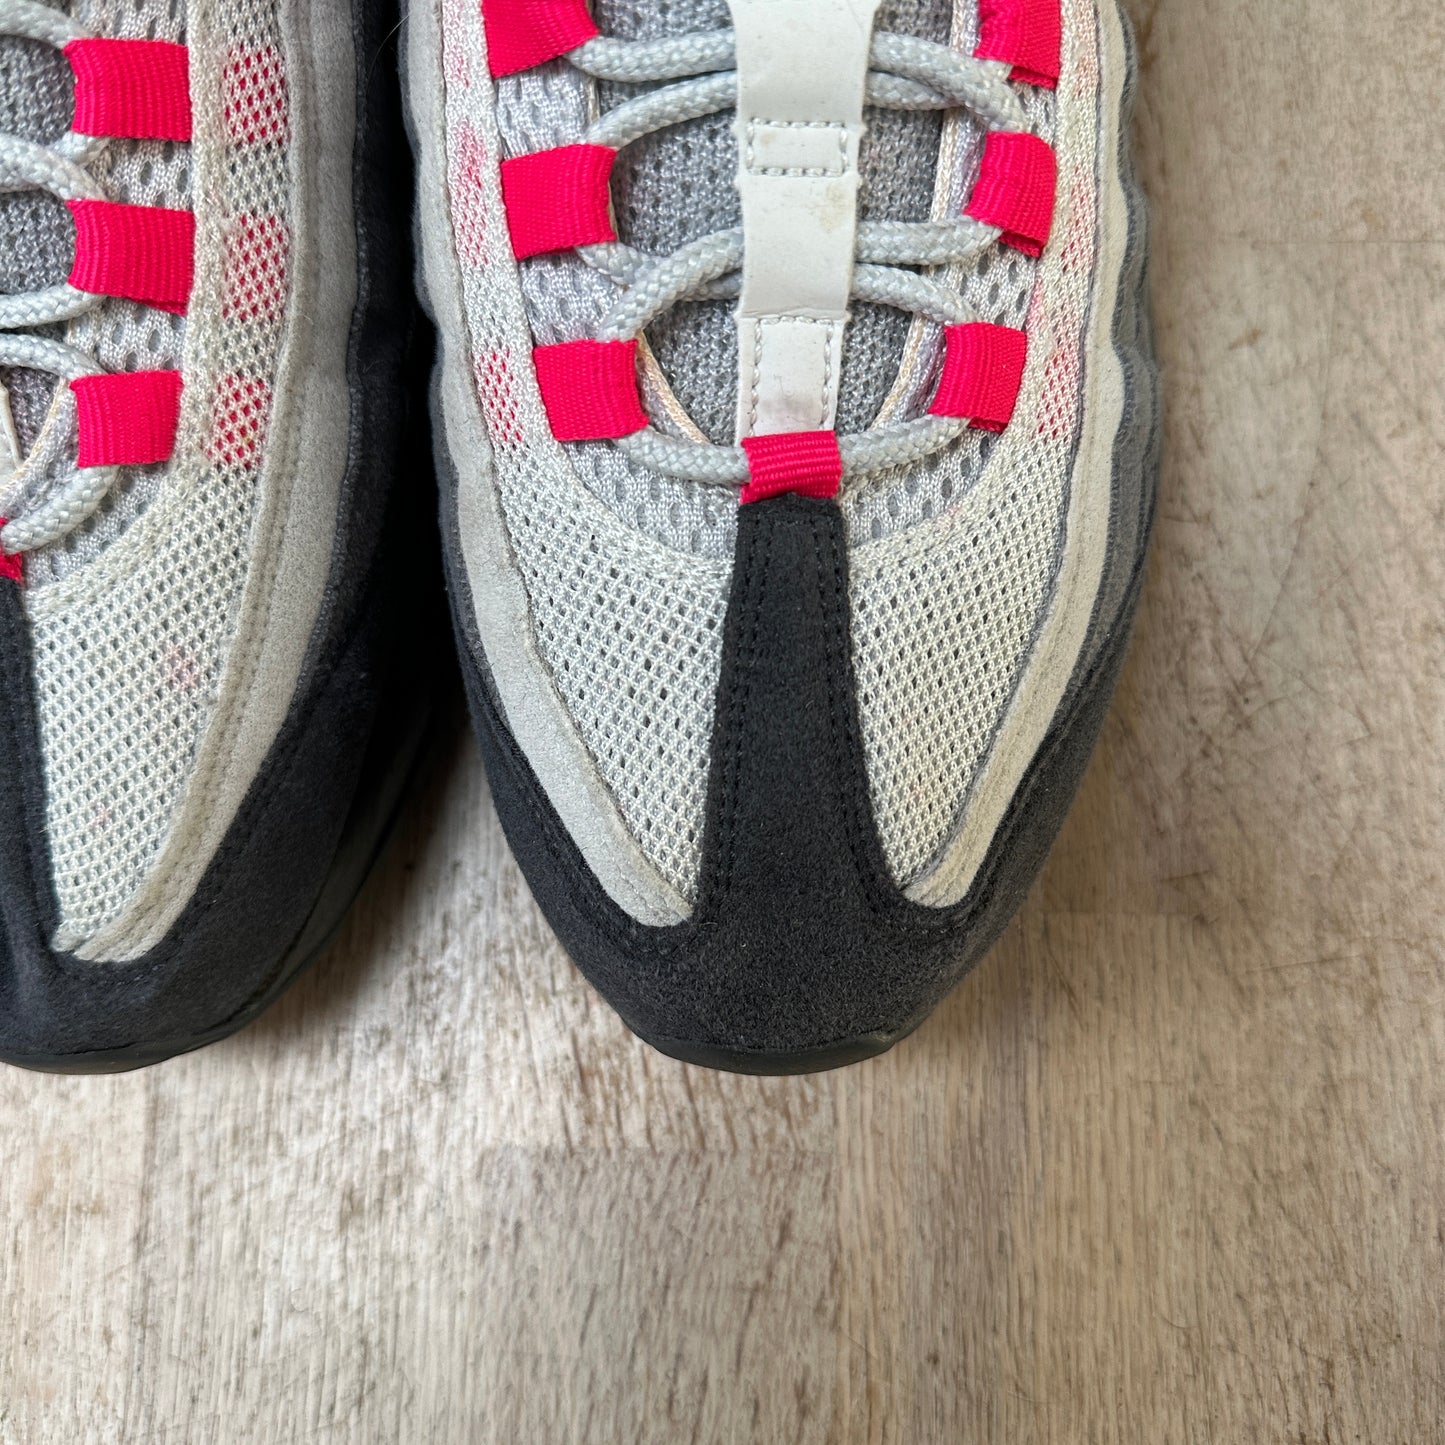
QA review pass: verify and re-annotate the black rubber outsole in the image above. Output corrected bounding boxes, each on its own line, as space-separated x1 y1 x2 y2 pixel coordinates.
642 1026 911 1075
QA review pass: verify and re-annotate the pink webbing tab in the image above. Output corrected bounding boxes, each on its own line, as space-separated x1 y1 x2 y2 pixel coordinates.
0 523 21 583
533 340 648 442
64 39 192 141
482 0 599 77
929 323 1027 431
974 0 1061 89
501 145 617 260
67 200 195 314
964 131 1057 257
71 370 184 467
740 430 843 504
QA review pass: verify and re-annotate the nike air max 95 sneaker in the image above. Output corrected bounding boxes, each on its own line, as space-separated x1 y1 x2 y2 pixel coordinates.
0 0 426 1069
409 0 1159 1071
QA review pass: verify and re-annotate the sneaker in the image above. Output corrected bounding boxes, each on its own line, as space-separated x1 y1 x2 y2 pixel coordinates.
409 0 1159 1072
0 0 428 1070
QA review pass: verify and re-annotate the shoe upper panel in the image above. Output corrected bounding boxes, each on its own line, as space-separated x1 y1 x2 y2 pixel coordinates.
902 0 1155 908
419 0 729 920
0 0 363 956
419 0 1134 914
851 0 1107 894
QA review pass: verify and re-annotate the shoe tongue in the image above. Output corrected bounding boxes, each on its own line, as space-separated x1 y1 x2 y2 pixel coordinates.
0 32 76 460
595 0 953 444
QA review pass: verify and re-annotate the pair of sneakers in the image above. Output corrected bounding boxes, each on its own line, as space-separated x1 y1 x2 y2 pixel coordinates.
0 0 1158 1074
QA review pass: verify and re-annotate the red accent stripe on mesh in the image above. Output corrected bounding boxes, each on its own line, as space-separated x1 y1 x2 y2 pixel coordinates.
209 373 273 470
974 0 1061 88
929 323 1027 431
501 145 617 260
64 39 192 140
71 370 183 467
222 213 289 321
482 0 599 77
223 46 290 145
533 340 648 441
67 200 195 314
964 131 1057 257
740 430 843 504
0 524 22 583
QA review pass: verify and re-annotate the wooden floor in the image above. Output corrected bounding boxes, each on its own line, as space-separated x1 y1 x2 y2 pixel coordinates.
4 2 1444 1440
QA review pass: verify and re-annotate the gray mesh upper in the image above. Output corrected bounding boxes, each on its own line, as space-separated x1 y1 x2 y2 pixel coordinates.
428 0 1110 907
0 30 73 450
0 0 192 582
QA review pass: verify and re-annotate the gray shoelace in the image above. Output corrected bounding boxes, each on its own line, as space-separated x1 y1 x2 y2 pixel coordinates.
564 26 1037 485
0 0 135 555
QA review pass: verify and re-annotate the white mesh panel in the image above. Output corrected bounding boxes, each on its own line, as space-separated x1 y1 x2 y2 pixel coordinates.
25 0 295 945
499 488 730 896
851 0 1102 886
442 0 731 899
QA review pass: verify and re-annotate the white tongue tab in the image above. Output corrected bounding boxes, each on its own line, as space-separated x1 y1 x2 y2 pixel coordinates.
728 0 882 440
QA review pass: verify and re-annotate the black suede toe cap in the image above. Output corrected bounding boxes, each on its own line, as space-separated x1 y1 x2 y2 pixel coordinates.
458 492 1150 1071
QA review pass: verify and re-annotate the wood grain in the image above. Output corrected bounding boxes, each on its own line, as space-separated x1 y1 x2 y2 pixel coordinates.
3 1 1444 1439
